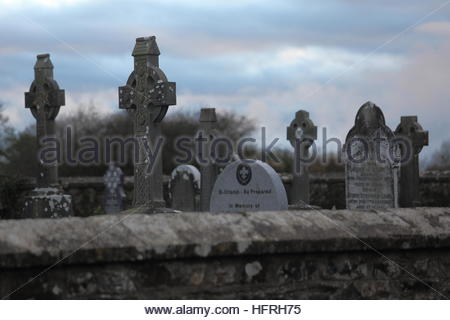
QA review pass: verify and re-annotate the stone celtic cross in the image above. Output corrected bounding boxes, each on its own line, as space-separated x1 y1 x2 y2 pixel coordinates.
23 54 71 218
395 116 428 207
286 110 317 204
25 54 65 188
119 36 176 213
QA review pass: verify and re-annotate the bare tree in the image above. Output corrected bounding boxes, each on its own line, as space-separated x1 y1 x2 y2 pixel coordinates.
426 140 450 171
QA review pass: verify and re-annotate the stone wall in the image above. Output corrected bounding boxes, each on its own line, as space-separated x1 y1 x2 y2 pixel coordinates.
5 171 450 217
0 207 449 299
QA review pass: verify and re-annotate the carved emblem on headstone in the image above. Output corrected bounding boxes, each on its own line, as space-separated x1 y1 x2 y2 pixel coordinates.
236 163 252 186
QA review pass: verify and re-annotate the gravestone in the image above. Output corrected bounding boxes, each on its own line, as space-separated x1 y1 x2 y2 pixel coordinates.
210 160 288 213
169 165 200 211
23 54 72 218
344 101 399 210
286 110 317 205
199 108 219 211
103 163 126 214
119 36 176 214
395 116 428 207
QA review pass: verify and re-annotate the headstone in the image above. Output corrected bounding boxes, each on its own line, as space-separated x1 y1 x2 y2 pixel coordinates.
286 110 317 204
344 101 399 210
119 36 176 214
169 165 200 211
103 163 126 214
198 108 219 211
210 160 288 213
23 54 72 218
395 116 428 207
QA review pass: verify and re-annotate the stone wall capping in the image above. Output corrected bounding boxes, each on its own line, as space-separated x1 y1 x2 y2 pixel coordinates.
1 207 449 269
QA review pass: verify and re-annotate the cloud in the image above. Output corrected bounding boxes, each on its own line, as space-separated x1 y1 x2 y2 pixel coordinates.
1 0 450 163
1 0 447 58
416 21 450 35
175 33 450 159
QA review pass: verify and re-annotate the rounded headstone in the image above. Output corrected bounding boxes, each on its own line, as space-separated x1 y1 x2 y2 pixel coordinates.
344 101 399 210
169 165 201 211
170 164 201 189
210 160 288 213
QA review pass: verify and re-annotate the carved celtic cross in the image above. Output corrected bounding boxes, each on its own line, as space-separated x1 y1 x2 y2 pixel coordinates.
118 37 176 211
25 54 65 187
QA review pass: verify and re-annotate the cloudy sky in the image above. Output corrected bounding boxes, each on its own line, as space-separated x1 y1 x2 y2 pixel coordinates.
1 0 450 161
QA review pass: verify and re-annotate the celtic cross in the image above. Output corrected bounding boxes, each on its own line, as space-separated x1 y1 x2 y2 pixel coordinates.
25 54 65 188
119 36 176 212
395 116 428 207
23 54 71 218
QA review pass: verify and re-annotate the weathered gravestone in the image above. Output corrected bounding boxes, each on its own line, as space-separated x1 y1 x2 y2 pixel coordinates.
23 54 72 218
344 101 400 210
286 110 317 205
103 163 126 214
198 108 219 211
395 116 428 207
210 160 288 213
169 165 200 211
119 36 176 214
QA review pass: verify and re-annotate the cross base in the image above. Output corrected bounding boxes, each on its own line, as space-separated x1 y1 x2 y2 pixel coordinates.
23 187 72 218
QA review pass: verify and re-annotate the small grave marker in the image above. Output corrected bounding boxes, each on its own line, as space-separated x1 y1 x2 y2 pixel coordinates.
286 110 317 205
103 163 126 214
169 165 200 211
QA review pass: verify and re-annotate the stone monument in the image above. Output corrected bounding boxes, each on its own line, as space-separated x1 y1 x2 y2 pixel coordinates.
103 163 126 214
210 160 288 213
23 54 72 218
119 36 176 214
199 108 219 211
286 110 317 205
395 116 428 207
344 101 399 210
169 165 200 211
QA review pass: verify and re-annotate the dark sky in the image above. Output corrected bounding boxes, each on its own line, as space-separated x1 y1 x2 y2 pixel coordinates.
1 0 450 161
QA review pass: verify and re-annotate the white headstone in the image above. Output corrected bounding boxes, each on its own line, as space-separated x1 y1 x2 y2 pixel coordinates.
103 163 126 214
210 160 288 213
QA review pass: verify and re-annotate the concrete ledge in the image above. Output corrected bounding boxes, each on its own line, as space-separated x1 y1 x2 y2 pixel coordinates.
2 207 450 299
1 207 449 269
